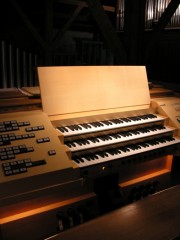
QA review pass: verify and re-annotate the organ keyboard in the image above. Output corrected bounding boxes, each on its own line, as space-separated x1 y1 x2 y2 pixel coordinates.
61 117 171 151
57 113 165 137
52 107 180 179
37 65 180 182
55 111 178 168
72 136 179 167
0 66 180 240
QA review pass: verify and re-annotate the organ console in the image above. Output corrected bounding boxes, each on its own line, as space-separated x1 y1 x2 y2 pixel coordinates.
0 66 180 240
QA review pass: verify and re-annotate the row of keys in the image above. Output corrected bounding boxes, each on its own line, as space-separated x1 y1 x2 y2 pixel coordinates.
0 119 45 135
0 120 30 132
0 144 34 161
25 125 45 132
2 158 46 176
72 136 180 168
57 114 164 137
36 137 50 143
65 125 173 152
0 133 35 146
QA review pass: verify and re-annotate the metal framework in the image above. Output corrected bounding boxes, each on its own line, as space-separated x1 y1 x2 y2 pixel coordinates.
116 0 180 31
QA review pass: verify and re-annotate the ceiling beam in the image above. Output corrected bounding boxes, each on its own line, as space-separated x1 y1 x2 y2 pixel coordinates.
45 0 54 44
55 0 115 12
84 0 127 64
144 0 180 61
44 0 54 65
52 2 85 50
8 0 48 51
124 0 146 65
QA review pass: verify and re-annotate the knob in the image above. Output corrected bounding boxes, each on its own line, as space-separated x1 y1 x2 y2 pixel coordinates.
77 205 90 222
56 211 69 231
67 208 80 226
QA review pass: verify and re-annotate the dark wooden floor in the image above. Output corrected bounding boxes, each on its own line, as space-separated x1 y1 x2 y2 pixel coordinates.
48 185 180 240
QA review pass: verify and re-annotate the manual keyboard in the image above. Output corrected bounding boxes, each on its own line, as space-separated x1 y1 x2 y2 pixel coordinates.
65 125 173 152
57 114 165 137
72 136 180 168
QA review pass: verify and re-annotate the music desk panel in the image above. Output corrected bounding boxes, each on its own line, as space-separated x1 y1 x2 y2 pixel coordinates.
47 185 180 240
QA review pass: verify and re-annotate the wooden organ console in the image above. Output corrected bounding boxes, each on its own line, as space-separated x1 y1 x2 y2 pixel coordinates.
0 66 180 240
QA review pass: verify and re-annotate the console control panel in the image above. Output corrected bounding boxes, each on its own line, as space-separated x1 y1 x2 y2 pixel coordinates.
0 110 78 198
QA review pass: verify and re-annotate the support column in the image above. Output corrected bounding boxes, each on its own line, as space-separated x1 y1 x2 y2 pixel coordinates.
124 0 146 65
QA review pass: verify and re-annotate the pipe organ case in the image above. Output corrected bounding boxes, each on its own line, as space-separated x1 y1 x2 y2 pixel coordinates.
0 66 180 239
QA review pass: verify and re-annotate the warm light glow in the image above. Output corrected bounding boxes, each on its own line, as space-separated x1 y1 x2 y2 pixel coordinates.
119 169 171 188
0 193 95 224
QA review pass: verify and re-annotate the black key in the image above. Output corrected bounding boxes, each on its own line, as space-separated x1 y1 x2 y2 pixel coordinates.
58 126 68 133
111 118 123 124
80 123 92 129
101 120 113 126
120 118 132 123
